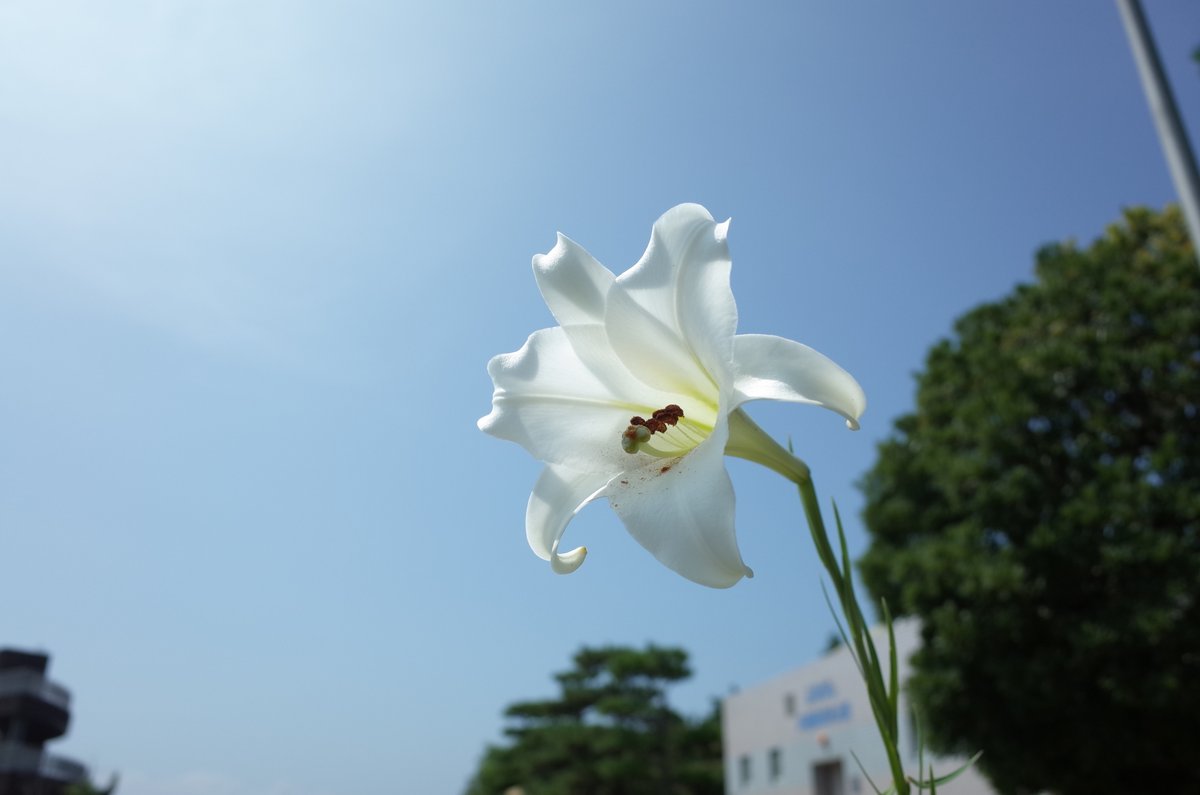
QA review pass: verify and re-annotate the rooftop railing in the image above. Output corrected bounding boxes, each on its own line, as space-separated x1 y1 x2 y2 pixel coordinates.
0 740 88 782
0 669 70 710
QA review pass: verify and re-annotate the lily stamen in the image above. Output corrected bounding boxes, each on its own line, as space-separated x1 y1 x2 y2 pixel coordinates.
621 404 686 454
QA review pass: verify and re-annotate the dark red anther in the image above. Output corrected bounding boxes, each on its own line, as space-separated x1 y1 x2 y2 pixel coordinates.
623 404 686 452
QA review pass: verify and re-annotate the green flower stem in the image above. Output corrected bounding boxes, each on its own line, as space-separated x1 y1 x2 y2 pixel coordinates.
725 408 811 483
726 408 910 795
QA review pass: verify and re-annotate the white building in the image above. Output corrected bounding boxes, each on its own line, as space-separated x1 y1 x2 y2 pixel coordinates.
722 620 995 795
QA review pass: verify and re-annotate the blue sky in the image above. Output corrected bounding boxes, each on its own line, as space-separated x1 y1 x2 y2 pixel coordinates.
2 2 1197 794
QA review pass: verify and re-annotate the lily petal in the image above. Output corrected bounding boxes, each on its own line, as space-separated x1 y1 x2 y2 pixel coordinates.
527 464 608 574
731 333 867 430
605 415 752 588
478 327 639 473
533 233 612 327
533 234 681 408
605 204 736 403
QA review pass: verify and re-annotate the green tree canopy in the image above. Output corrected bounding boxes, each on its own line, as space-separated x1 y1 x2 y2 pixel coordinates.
464 644 722 795
65 774 119 795
859 206 1200 794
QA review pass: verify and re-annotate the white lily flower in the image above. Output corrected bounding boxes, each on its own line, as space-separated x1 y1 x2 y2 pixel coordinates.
478 204 865 588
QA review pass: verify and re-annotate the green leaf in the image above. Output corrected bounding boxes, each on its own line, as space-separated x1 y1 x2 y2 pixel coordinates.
884 598 899 739
851 749 886 795
909 751 983 790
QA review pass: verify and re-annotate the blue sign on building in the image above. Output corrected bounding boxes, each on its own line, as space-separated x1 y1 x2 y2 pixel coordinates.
806 680 836 704
798 701 851 731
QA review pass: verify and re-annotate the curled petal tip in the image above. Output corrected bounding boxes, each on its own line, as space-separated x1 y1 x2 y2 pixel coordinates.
532 233 568 269
744 565 755 579
845 418 861 431
551 545 587 574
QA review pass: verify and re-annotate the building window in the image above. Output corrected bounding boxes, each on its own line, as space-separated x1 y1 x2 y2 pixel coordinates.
784 692 796 716
769 747 783 781
739 754 752 786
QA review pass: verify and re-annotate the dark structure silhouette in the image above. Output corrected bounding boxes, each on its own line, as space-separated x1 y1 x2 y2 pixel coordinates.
0 649 89 795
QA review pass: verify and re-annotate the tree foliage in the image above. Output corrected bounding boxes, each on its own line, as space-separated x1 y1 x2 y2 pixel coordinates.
464 645 722 795
859 207 1200 794
65 775 119 795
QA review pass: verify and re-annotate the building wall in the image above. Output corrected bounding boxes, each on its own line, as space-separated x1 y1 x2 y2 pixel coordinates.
722 620 994 795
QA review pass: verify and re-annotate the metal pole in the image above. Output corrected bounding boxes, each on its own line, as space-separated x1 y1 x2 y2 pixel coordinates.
1117 0 1200 258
